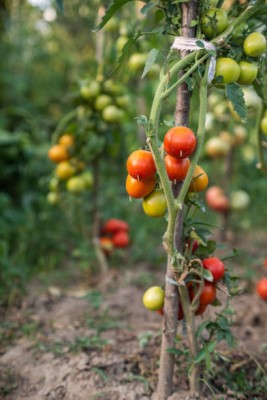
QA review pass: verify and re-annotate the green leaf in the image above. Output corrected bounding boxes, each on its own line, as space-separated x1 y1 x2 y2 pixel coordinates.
93 0 136 31
190 20 199 27
195 341 216 364
167 347 189 356
196 40 205 49
135 115 148 128
202 269 214 282
111 31 142 75
225 83 247 122
142 48 159 79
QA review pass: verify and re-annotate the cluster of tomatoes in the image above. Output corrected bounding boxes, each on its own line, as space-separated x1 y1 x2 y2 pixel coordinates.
201 8 266 86
47 133 94 204
126 126 209 217
79 78 129 124
206 186 250 214
143 255 226 320
99 218 130 256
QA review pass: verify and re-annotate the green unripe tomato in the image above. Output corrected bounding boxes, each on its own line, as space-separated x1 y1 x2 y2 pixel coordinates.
230 190 250 211
81 171 94 189
66 176 86 194
103 79 123 95
143 286 164 311
94 95 113 111
214 57 240 84
243 32 266 57
116 95 130 109
49 177 59 191
47 192 59 205
80 81 100 100
261 116 267 135
102 105 124 123
201 8 228 38
142 189 167 218
237 61 258 85
128 53 147 72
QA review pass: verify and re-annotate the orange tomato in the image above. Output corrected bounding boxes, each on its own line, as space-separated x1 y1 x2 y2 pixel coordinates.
126 174 156 198
188 165 209 192
59 134 74 148
48 144 69 163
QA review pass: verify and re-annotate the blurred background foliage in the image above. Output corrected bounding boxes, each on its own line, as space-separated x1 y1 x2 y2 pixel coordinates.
0 0 266 305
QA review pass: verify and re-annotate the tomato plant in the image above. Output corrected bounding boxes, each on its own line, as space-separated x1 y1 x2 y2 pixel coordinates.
164 126 197 159
97 0 267 397
127 150 156 181
142 189 167 218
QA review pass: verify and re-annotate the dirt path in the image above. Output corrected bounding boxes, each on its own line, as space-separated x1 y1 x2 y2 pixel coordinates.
0 265 267 400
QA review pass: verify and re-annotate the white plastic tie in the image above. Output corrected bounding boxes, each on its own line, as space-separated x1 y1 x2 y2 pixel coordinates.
171 36 217 83
165 275 185 287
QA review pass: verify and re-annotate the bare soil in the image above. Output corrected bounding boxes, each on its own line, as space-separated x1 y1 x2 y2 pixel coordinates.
0 251 267 400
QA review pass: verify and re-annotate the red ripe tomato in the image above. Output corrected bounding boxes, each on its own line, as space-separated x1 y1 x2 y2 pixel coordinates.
126 174 156 198
164 155 190 181
127 150 156 181
199 282 216 306
203 257 225 282
112 231 130 248
206 186 230 213
164 126 197 159
102 218 129 235
256 278 267 300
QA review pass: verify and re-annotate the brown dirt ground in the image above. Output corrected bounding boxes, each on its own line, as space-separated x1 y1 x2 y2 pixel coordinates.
0 243 267 400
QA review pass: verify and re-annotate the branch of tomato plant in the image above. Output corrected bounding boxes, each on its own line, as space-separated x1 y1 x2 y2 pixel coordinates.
212 0 265 47
147 49 209 254
174 61 209 396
